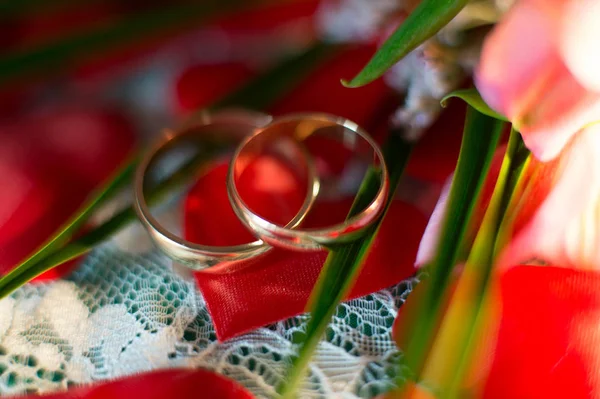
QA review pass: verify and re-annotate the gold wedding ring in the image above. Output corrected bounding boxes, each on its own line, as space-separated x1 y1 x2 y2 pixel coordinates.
227 113 389 251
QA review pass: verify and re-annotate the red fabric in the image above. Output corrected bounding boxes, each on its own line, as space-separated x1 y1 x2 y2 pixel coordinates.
483 266 600 398
185 160 428 341
26 369 254 399
185 157 308 247
391 266 600 398
0 105 136 280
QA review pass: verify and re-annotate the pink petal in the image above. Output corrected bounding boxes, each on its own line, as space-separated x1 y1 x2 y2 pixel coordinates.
559 0 600 92
475 0 600 161
475 0 561 119
518 72 600 161
415 175 452 267
500 124 600 269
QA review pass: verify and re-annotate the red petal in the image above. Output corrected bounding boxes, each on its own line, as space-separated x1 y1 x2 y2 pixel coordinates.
31 369 254 399
28 105 136 185
391 267 600 397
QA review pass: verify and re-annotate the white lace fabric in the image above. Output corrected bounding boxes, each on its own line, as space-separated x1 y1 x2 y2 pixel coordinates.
0 238 417 398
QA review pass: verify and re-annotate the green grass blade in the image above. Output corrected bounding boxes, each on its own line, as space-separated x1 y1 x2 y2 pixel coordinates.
492 129 530 232
0 158 135 292
400 108 505 383
441 88 509 122
344 0 468 88
279 132 414 398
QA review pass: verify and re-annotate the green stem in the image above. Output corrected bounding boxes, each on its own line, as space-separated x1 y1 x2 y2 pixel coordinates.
279 131 414 398
398 108 505 386
409 129 528 396
443 130 529 397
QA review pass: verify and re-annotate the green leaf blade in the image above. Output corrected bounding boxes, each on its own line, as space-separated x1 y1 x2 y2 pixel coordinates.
441 88 509 122
440 129 530 397
279 132 414 398
0 158 135 291
400 107 505 382
345 0 468 88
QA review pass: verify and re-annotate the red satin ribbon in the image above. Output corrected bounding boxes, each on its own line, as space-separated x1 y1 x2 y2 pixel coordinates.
483 266 600 398
391 265 600 398
186 158 428 341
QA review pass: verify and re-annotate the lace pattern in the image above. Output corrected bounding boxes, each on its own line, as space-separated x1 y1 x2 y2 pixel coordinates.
0 242 417 398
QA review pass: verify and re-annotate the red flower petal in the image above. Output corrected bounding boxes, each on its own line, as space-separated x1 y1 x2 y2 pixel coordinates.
31 369 254 399
392 266 600 398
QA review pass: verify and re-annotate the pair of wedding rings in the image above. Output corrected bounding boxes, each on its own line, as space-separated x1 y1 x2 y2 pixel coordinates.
134 109 389 270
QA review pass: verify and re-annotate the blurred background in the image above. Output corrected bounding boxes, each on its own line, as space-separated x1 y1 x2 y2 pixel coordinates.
0 0 463 279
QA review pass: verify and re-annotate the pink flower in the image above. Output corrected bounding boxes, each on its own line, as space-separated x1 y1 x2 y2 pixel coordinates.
417 123 600 270
500 123 600 269
475 0 600 161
